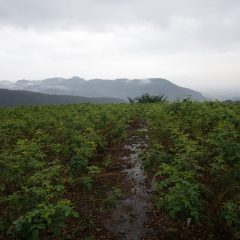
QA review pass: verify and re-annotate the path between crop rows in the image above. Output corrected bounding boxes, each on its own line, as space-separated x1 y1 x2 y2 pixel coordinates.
103 122 154 239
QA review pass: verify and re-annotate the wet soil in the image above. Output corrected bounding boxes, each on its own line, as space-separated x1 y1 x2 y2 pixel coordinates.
103 127 154 239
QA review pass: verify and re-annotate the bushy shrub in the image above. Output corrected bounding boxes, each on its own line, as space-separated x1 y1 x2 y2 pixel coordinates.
12 201 79 239
128 93 167 103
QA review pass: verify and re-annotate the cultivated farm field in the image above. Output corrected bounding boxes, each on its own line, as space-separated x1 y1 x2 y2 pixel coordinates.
0 101 239 239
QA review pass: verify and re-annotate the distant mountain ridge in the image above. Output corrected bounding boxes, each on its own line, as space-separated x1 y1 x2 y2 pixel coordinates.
0 77 206 100
0 89 125 107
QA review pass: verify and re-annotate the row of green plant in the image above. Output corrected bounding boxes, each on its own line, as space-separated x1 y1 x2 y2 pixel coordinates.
0 103 138 239
142 100 240 237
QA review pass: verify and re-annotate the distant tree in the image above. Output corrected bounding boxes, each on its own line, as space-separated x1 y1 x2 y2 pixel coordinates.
127 93 167 104
127 97 135 104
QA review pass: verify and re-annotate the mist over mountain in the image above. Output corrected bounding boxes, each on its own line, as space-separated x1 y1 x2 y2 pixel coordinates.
0 89 125 107
0 77 205 101
232 98 240 102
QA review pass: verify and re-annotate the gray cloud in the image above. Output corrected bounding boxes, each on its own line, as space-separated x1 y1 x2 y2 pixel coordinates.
0 0 239 97
0 0 239 52
0 0 239 28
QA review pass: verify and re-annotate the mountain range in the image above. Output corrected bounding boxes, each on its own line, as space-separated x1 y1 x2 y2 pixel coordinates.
0 77 205 102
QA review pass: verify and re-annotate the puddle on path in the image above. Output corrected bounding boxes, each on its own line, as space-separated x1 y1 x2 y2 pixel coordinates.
104 129 153 240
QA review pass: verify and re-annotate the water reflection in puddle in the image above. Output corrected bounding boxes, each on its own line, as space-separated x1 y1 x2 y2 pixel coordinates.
104 135 153 240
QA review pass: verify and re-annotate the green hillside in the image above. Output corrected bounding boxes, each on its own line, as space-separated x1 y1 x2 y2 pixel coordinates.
0 89 125 106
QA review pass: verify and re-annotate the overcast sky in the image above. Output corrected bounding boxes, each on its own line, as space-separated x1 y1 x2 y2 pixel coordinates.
0 0 239 97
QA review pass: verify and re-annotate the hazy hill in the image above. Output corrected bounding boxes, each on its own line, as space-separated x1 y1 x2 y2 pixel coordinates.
0 77 206 100
226 99 240 103
0 89 125 107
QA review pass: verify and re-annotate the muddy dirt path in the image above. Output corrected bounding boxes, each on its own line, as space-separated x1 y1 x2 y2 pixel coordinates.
103 123 154 239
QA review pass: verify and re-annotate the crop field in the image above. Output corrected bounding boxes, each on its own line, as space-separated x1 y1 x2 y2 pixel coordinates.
0 101 239 239
143 101 240 239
